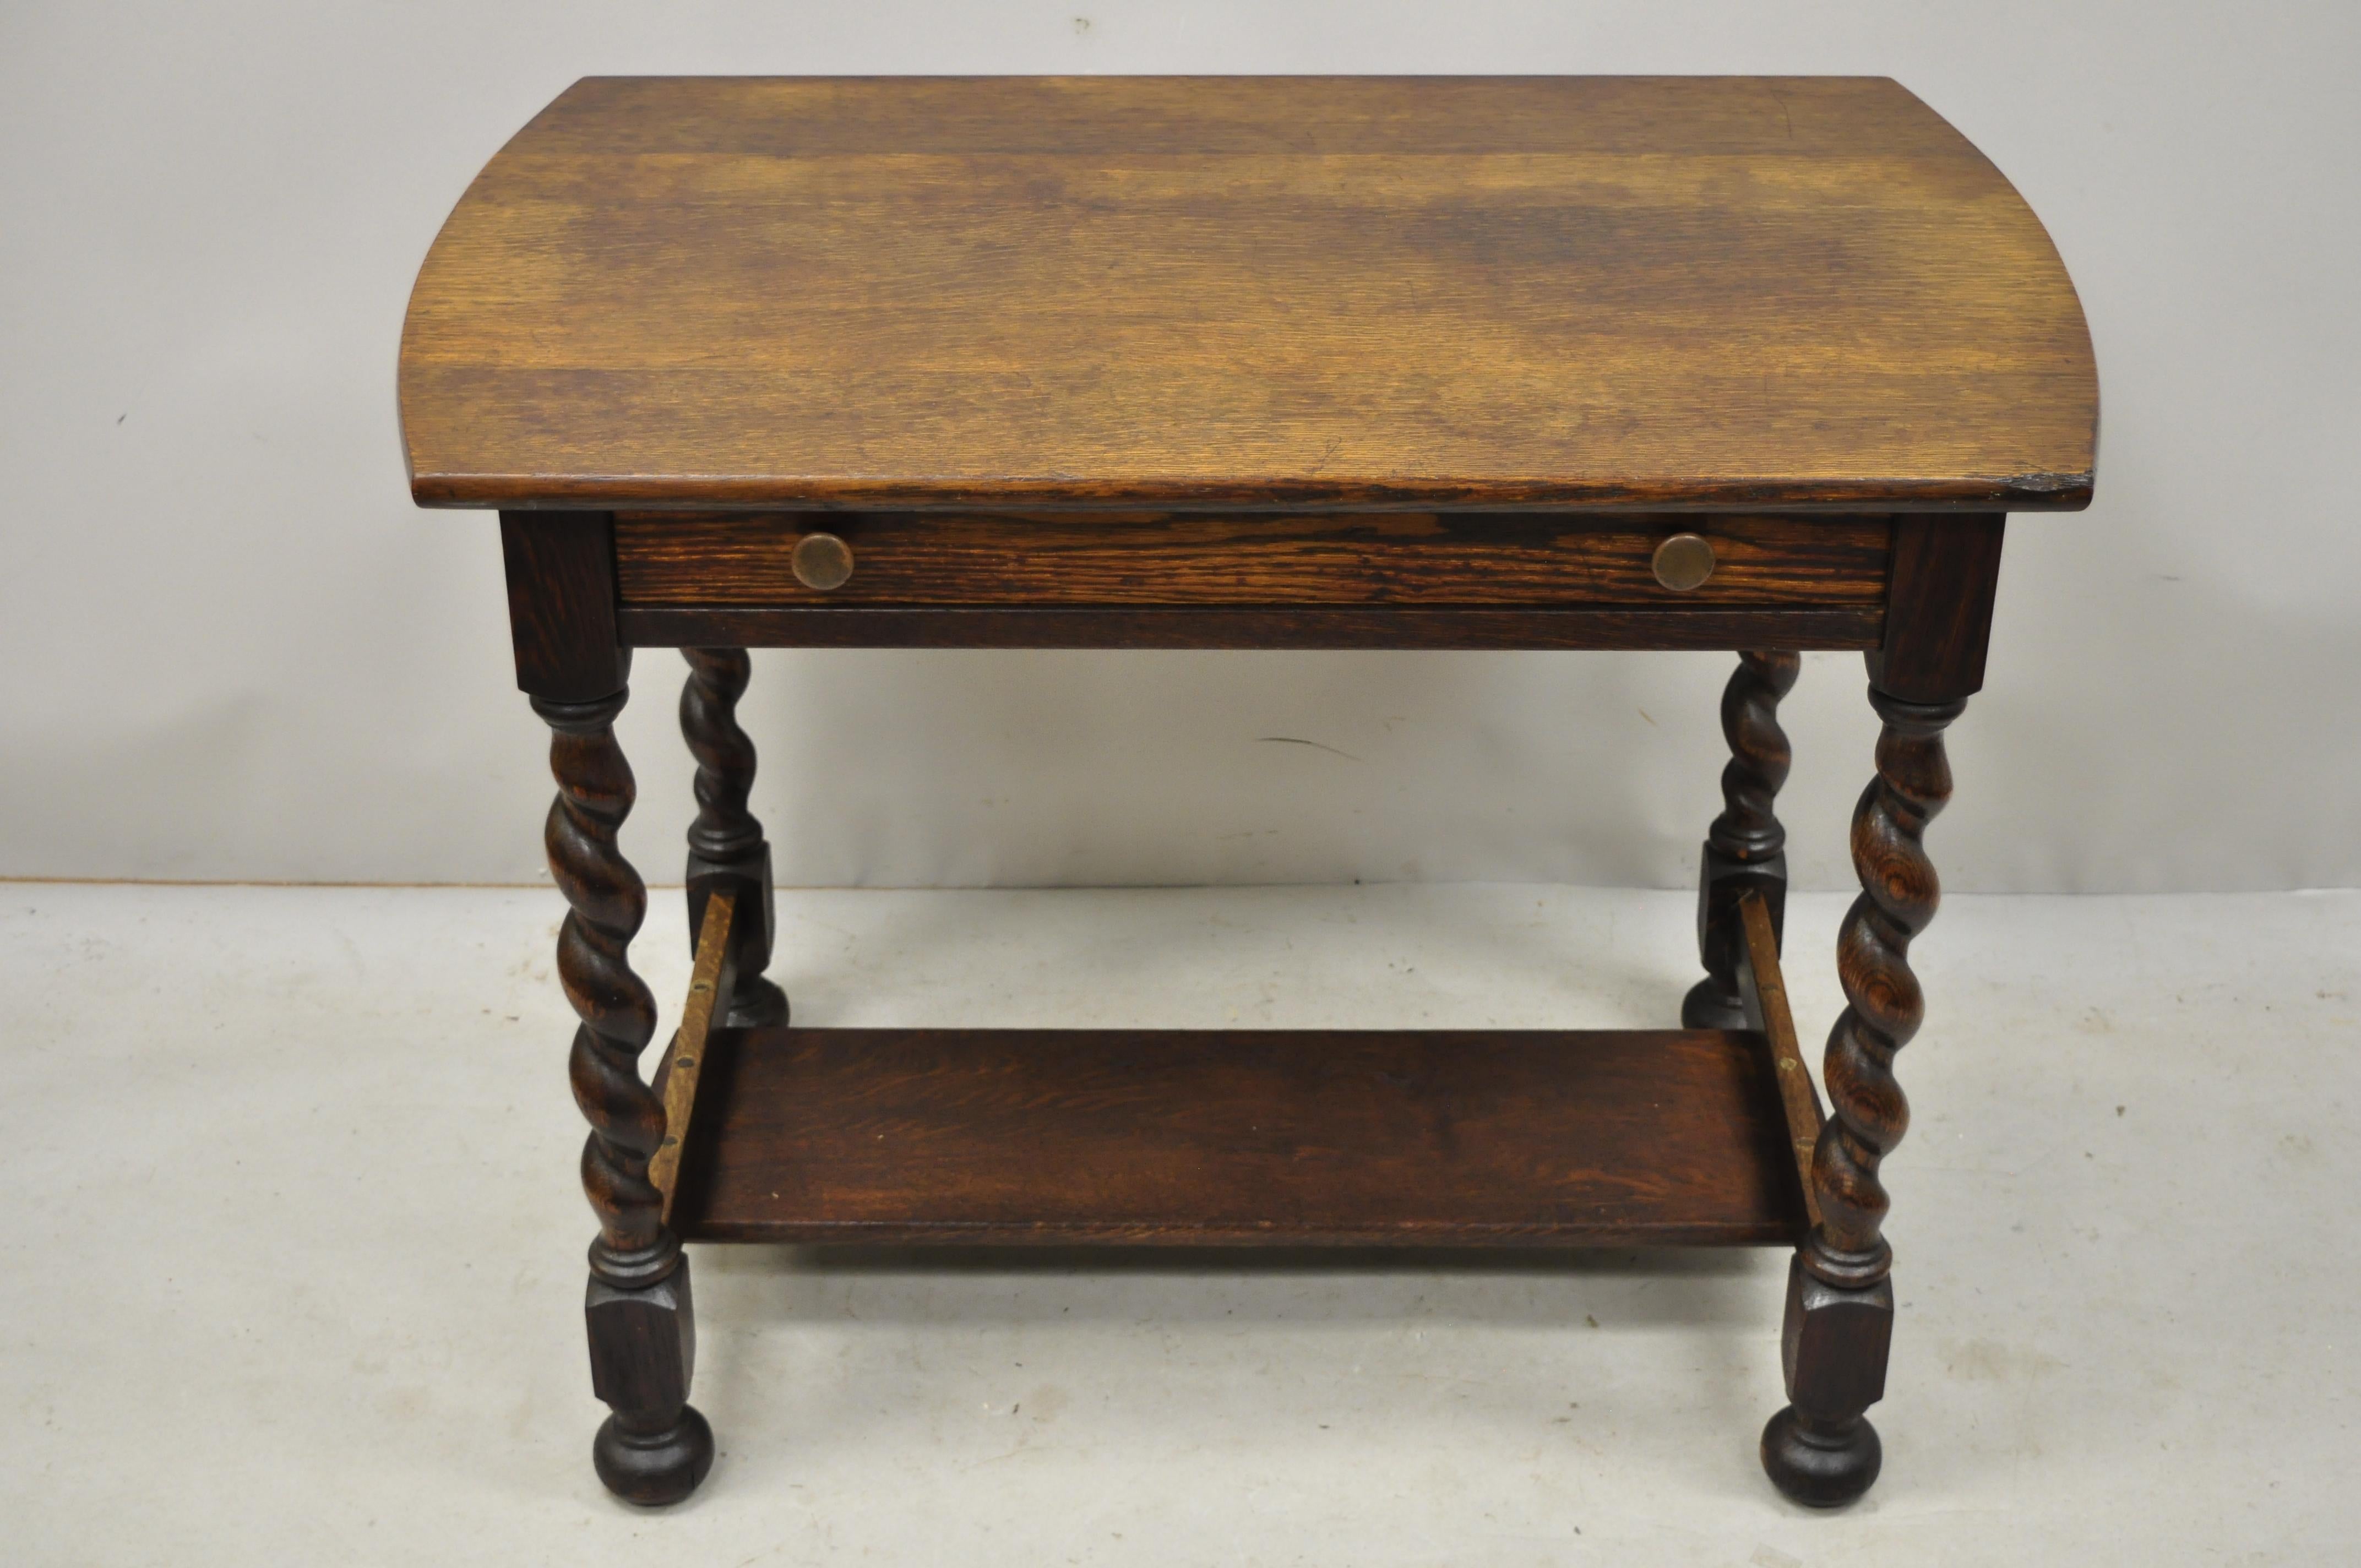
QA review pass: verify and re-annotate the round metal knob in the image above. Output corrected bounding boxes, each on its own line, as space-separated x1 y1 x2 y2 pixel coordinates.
1651 532 1716 592
791 531 854 591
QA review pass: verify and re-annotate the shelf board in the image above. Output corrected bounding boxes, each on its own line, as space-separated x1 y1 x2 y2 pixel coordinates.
670 1027 1810 1246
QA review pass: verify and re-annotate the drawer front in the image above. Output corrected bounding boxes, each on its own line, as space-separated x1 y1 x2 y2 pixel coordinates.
613 512 1891 609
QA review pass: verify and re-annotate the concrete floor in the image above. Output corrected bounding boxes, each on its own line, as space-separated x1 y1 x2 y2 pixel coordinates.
3 882 2355 1565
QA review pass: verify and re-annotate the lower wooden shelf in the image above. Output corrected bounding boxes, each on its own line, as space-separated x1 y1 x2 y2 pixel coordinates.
668 1027 1810 1246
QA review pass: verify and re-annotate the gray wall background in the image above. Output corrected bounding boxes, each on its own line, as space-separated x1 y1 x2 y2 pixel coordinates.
4 2 2355 892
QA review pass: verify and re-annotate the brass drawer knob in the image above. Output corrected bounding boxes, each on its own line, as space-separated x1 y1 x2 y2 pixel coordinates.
791 531 854 591
1651 532 1716 592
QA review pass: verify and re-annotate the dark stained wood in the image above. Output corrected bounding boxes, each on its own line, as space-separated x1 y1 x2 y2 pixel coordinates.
1735 889 1823 1229
1761 684 1960 1507
534 685 713 1505
1762 1259 1891 1507
1684 650 1800 1028
402 77 2097 513
678 649 787 1027
586 1265 712 1506
613 513 1892 608
1808 688 1960 1291
668 1027 1811 1246
619 605 1883 651
499 511 626 700
535 687 672 1287
1868 515 2006 701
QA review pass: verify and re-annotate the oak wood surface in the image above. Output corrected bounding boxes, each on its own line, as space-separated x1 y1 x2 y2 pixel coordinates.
668 1026 1811 1245
402 76 2097 513
1736 889 1824 1229
613 512 1891 607
648 889 735 1224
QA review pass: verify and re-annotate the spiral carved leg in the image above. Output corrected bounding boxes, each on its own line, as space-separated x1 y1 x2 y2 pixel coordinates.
1761 686 1961 1508
1684 650 1800 1028
681 647 787 1028
537 685 712 1505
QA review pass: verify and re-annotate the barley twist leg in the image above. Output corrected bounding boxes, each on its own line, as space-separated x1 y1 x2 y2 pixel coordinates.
1761 687 1961 1506
1684 650 1801 1028
537 686 713 1505
681 647 787 1027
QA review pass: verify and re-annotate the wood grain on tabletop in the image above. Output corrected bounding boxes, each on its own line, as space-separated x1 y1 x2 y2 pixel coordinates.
400 76 2098 513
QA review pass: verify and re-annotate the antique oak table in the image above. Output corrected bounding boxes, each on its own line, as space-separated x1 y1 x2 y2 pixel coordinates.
399 76 2096 1508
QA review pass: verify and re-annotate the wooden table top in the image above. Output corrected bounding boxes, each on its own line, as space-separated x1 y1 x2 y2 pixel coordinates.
399 76 2097 514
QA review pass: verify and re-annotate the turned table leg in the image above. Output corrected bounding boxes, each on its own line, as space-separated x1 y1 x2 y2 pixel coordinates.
1757 515 2003 1506
1761 686 1959 1504
538 683 715 1505
501 511 712 1505
1685 650 1800 1028
681 647 788 1027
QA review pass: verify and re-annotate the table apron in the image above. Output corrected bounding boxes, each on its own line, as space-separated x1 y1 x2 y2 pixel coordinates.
609 510 1892 650
616 604 1883 650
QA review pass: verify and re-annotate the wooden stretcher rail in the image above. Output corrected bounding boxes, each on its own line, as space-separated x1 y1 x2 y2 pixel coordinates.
1733 889 1826 1228
649 889 738 1226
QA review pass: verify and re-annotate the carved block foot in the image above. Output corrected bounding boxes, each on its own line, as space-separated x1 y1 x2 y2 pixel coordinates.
1761 1254 1893 1507
586 1260 711 1505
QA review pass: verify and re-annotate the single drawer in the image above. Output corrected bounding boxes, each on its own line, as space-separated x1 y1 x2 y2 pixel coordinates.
612 512 1892 610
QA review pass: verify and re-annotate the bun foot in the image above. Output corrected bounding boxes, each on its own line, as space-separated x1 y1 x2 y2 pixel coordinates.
594 1407 715 1506
1760 1406 1880 1507
1681 977 1748 1030
727 973 790 1028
